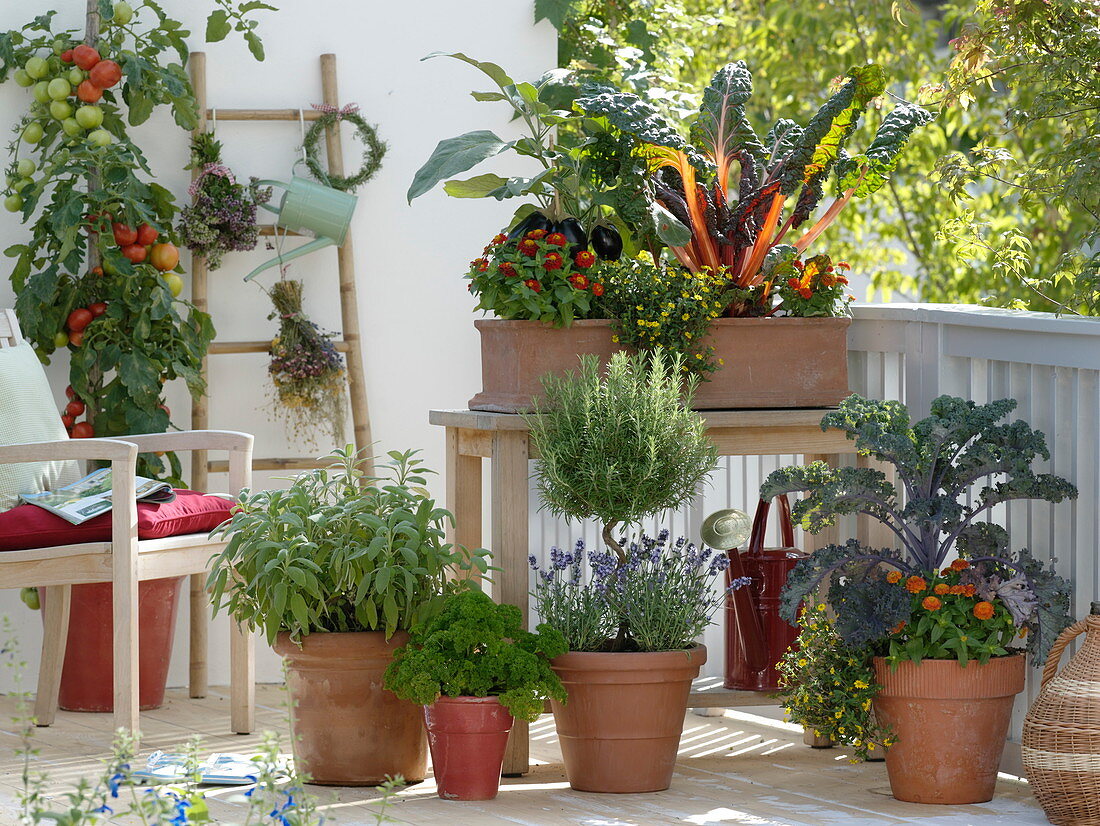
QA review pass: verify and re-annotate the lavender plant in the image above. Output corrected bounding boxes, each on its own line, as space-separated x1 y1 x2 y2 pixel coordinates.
177 133 271 270
530 531 748 652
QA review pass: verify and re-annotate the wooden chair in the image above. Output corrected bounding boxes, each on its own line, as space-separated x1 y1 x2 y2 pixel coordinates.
0 308 255 736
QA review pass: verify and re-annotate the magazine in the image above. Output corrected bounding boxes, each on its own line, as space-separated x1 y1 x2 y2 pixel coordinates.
21 468 176 525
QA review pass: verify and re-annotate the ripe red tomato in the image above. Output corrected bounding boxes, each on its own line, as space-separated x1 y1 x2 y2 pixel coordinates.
149 242 179 271
65 385 76 399
61 414 75 428
68 330 84 347
65 399 85 417
71 422 94 438
135 223 158 246
66 308 93 332
91 266 104 277
72 45 100 71
89 301 107 317
112 222 137 246
61 49 74 64
77 79 103 103
121 243 147 263
88 60 122 89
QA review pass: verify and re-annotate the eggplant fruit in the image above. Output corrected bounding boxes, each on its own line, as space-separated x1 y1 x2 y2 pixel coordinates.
554 217 589 259
590 225 623 261
506 210 553 243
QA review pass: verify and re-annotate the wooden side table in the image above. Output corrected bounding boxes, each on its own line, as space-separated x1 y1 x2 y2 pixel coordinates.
429 408 858 775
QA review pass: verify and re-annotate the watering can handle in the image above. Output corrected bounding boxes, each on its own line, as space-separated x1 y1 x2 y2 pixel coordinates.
242 236 335 282
255 179 287 216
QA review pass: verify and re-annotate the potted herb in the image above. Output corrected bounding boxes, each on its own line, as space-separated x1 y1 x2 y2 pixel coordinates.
762 394 1077 804
208 446 490 786
525 349 742 793
410 55 929 412
384 588 567 801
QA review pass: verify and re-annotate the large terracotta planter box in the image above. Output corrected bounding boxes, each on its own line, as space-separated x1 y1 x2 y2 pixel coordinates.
468 317 851 412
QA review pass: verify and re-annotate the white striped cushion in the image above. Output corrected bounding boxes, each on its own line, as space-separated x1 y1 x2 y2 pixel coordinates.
0 343 80 511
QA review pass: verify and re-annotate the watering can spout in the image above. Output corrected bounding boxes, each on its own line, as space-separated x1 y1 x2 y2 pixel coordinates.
244 176 357 282
244 236 335 282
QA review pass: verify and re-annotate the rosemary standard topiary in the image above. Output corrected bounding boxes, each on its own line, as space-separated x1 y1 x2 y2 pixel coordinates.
526 349 718 561
384 589 567 722
762 394 1078 664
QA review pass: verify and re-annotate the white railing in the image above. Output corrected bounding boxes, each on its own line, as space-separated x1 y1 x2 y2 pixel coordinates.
529 302 1100 761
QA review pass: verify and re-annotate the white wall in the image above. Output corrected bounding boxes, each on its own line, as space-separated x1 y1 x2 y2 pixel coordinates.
0 0 555 690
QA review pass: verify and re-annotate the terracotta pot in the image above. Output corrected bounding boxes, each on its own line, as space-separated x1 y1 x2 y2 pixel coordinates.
873 654 1026 804
274 631 427 786
549 645 706 793
424 696 515 800
39 576 183 712
468 317 850 412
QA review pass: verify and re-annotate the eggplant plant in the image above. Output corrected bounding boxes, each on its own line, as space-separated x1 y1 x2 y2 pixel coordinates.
761 394 1077 661
576 62 933 309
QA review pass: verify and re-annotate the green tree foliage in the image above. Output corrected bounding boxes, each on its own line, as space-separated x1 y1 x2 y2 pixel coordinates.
545 0 1097 313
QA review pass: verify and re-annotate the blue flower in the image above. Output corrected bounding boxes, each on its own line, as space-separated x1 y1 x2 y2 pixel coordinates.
528 554 539 570
108 768 128 798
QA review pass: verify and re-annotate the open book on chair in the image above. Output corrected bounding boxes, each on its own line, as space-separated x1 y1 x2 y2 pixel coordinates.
21 467 176 525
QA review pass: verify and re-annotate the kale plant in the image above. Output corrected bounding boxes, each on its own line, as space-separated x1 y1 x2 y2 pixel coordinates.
762 394 1077 661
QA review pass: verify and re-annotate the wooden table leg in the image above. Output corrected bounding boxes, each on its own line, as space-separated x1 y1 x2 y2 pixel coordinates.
491 429 531 776
189 573 208 698
446 427 483 558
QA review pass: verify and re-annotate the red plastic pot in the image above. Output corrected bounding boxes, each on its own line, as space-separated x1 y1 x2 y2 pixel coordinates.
40 576 184 712
424 696 515 800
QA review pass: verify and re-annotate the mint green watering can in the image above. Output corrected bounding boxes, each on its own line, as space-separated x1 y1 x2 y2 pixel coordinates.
244 176 358 281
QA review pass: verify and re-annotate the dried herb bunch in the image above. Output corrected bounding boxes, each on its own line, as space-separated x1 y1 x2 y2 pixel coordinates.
267 278 346 447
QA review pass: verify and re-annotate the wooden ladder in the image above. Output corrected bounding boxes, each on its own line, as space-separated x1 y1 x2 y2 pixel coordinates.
185 53 373 695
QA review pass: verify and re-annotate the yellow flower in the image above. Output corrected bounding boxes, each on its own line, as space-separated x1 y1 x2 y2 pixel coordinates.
834 710 843 719
682 314 690 320
867 742 876 751
611 335 619 343
797 658 808 667
684 332 692 339
816 603 826 611
853 680 868 689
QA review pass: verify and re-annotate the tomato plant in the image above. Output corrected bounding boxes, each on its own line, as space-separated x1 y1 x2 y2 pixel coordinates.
0 2 273 480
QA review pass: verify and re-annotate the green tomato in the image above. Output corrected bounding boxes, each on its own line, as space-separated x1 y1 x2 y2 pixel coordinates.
4 193 24 212
12 178 32 192
163 273 184 297
49 99 73 120
16 158 36 177
20 587 40 611
75 105 104 129
67 67 85 86
22 122 44 144
24 56 49 80
61 117 83 138
51 40 66 56
102 258 119 276
113 1 134 24
87 128 112 147
32 81 51 104
13 69 33 87
47 78 71 100
53 331 69 348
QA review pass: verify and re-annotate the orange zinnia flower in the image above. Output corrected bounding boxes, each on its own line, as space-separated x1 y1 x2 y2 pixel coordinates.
973 601 995 620
933 583 950 595
886 570 902 584
950 559 971 571
891 620 907 634
905 576 927 594
922 596 942 611
963 584 977 597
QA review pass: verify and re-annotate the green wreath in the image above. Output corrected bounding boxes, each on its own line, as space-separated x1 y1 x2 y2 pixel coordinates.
302 106 386 192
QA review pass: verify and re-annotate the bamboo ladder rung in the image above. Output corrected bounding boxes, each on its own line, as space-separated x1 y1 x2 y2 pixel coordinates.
257 225 305 237
204 108 326 122
207 457 331 473
208 340 352 355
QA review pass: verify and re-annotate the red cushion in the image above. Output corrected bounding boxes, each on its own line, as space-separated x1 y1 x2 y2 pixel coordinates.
0 490 234 552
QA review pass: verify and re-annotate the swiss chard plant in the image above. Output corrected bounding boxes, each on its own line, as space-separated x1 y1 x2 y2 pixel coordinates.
762 394 1077 663
576 62 932 311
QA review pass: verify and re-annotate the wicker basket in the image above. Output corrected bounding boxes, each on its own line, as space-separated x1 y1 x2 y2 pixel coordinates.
1023 603 1100 826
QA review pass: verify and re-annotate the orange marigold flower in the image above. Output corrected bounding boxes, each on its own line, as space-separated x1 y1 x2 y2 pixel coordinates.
524 279 542 293
836 261 851 271
933 583 950 595
948 585 965 595
799 287 813 299
543 252 564 271
962 584 977 597
905 576 927 594
526 228 548 240
821 273 837 287
498 262 517 277
574 250 596 268
569 274 589 290
950 559 971 571
837 275 849 284
546 232 567 247
591 282 605 297
886 570 902 584
490 233 508 246
973 601 995 621
891 620 907 634
518 239 539 257
922 596 942 611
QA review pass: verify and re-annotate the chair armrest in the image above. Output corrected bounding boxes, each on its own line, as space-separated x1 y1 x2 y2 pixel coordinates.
118 430 253 454
0 438 138 465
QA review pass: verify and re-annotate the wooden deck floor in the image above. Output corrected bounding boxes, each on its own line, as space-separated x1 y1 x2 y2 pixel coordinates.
0 684 1047 825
